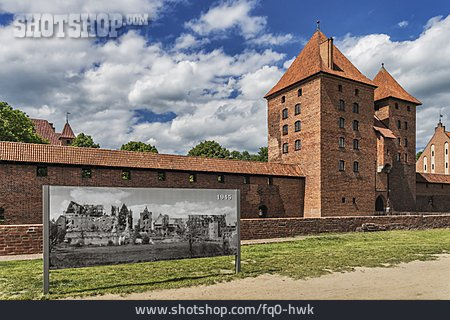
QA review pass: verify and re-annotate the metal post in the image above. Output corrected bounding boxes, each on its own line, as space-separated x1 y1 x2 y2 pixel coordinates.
43 185 50 295
235 189 241 273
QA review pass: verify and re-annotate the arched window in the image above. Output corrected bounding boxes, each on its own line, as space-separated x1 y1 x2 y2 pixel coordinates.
353 161 359 173
295 140 301 150
282 108 288 119
431 144 435 173
282 143 289 154
282 124 288 135
339 137 345 148
339 100 345 111
353 139 359 150
294 121 301 132
352 103 359 114
352 120 359 131
339 117 345 128
294 104 301 115
445 142 449 174
424 156 428 172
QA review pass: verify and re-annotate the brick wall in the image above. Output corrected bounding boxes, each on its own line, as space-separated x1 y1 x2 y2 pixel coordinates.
0 224 42 255
416 123 449 174
2 215 450 255
0 162 305 224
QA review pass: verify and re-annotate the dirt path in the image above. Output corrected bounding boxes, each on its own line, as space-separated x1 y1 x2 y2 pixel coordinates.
84 254 450 300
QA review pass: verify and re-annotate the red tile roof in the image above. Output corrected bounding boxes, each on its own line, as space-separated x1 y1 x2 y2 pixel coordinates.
31 119 61 145
265 31 375 98
373 66 422 105
373 115 396 139
417 173 450 184
60 122 76 139
0 141 304 177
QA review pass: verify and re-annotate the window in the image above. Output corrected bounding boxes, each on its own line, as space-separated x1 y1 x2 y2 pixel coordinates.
282 143 289 154
353 161 359 173
281 96 285 103
423 156 428 172
268 177 273 185
431 144 435 173
243 176 250 184
81 168 92 178
352 103 359 114
353 139 359 150
122 170 131 180
297 88 303 96
352 197 356 204
36 166 48 177
338 84 342 92
397 137 401 146
397 153 401 162
352 120 359 131
404 138 408 147
445 142 449 174
339 117 345 128
158 171 166 181
397 120 401 129
395 103 399 109
407 105 411 112
189 173 197 183
355 89 359 96
342 197 346 203
404 153 408 162
217 174 225 183
339 100 345 111
282 124 288 135
295 103 301 115
282 108 288 119
339 137 345 148
404 121 408 130
295 139 301 150
0 207 4 222
294 121 301 132
339 160 345 171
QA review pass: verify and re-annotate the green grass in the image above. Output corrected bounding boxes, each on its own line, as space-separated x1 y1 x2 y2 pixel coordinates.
1 229 450 300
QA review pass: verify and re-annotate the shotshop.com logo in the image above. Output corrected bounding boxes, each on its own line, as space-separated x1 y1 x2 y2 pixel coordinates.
13 13 149 38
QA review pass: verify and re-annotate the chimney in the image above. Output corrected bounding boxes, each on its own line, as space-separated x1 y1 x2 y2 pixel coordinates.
319 37 334 69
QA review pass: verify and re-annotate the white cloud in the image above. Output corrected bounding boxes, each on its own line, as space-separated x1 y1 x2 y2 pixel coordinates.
336 14 450 150
185 0 266 39
397 20 409 28
173 33 209 51
247 33 293 46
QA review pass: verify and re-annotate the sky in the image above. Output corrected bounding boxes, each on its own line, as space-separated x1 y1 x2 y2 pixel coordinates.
50 186 238 225
0 0 449 153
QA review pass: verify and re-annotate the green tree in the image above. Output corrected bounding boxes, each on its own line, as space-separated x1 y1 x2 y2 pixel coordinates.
188 140 231 159
120 141 158 153
416 151 423 161
257 147 268 162
71 133 100 148
0 102 47 144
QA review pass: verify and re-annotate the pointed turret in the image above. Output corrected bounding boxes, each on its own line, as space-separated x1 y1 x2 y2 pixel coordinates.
373 64 421 105
265 29 375 98
60 122 76 139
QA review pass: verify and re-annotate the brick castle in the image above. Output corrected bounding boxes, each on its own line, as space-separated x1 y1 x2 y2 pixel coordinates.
1 27 450 254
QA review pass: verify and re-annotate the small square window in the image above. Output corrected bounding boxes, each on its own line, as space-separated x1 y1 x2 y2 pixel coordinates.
243 176 250 184
37 166 48 177
268 177 273 185
295 104 301 115
338 84 343 92
297 88 302 96
339 160 345 171
189 173 197 183
122 170 131 180
158 171 166 181
281 96 286 103
81 168 92 178
217 174 225 183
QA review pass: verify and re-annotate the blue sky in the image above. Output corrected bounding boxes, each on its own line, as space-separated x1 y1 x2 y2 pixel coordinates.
0 0 449 153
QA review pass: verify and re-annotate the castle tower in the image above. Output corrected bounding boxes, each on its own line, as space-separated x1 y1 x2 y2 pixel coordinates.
373 65 421 211
265 28 377 217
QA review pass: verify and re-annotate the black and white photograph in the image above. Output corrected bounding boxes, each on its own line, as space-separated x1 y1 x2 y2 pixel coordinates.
47 186 239 269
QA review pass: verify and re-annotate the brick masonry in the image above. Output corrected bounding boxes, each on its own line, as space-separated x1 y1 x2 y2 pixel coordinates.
2 215 450 255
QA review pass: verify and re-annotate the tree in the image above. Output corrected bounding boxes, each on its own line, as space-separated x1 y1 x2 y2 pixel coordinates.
256 147 268 162
0 102 47 144
188 140 231 159
416 151 423 161
120 141 158 153
71 133 100 148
